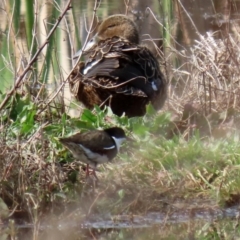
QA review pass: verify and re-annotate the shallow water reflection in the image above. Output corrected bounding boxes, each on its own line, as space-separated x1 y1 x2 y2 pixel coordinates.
59 206 240 229
3 206 240 239
71 0 240 49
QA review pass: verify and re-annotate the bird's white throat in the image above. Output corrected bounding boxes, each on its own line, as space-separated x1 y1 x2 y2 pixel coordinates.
111 137 126 152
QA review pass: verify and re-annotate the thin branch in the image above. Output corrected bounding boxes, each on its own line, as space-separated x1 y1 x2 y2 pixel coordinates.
124 0 130 15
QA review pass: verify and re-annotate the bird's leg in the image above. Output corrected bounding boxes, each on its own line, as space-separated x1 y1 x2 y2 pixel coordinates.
85 165 99 181
92 169 99 181
89 167 99 180
85 164 90 177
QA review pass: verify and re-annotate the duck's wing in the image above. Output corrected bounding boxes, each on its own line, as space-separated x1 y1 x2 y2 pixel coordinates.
69 37 167 112
82 38 134 79
81 37 165 98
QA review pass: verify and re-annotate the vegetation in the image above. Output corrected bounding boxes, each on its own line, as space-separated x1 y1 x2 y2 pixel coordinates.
1 0 240 239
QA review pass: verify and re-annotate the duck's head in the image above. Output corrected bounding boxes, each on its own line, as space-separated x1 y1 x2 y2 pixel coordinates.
96 14 139 43
74 15 139 58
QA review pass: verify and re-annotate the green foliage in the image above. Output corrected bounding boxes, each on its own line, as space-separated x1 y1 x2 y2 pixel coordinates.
11 103 37 136
40 1 60 84
0 32 14 93
0 94 37 137
24 0 35 50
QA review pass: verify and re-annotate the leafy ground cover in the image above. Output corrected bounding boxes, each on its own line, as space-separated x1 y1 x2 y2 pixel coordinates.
1 95 240 238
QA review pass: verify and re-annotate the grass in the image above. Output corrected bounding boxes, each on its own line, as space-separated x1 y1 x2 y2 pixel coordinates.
1 0 240 239
2 102 240 216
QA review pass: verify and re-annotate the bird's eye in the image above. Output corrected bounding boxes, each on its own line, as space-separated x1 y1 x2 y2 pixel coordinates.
108 24 116 29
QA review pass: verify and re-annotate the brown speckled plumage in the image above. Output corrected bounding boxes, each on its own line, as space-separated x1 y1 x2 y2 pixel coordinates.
69 15 167 117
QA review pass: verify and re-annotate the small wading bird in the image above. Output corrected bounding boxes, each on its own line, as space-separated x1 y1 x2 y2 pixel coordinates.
59 127 128 178
69 14 167 117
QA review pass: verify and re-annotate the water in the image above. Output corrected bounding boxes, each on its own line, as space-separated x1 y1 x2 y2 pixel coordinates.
3 206 240 239
58 206 240 229
71 0 240 49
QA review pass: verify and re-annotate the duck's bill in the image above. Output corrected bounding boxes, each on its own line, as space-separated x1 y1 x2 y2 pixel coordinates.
73 49 83 59
73 35 97 59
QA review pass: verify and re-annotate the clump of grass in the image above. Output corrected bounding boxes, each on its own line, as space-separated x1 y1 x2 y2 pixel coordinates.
164 30 240 141
3 98 240 223
91 125 240 215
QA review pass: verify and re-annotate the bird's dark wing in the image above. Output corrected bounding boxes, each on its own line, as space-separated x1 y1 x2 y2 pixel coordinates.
65 131 116 152
69 131 118 160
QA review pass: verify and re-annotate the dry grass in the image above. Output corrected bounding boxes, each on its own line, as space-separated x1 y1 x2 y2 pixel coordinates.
169 32 240 114
162 32 240 140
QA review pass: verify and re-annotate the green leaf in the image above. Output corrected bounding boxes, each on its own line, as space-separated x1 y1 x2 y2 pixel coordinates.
80 108 97 123
118 189 125 199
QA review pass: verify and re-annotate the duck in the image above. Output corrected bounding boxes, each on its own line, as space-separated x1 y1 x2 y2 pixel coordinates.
69 14 167 117
59 127 127 178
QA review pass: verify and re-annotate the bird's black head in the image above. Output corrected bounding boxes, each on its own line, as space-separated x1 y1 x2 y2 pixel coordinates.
104 127 126 139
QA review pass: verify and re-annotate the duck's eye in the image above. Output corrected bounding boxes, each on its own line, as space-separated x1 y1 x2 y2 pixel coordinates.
108 24 116 29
